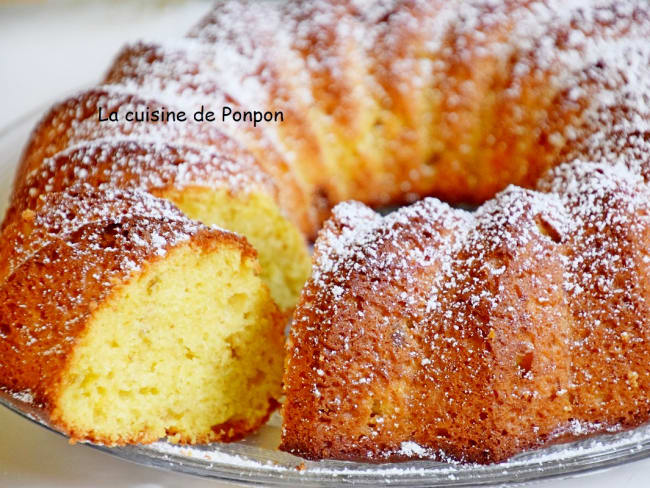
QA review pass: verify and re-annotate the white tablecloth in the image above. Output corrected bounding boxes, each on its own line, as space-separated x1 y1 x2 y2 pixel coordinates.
0 1 648 486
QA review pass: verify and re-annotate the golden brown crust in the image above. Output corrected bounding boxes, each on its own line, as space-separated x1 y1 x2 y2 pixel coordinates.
209 398 281 443
5 139 275 229
537 164 650 430
282 162 650 464
282 196 570 463
15 88 219 187
189 0 649 208
14 87 319 238
279 0 650 463
103 39 327 236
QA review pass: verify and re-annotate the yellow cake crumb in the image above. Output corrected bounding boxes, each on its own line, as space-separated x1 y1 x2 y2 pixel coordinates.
164 187 311 310
51 242 284 444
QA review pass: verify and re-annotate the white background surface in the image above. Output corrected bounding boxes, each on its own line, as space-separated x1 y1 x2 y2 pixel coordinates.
0 1 649 486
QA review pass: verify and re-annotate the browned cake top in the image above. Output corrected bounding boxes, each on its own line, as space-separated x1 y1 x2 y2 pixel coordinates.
5 139 275 228
104 40 239 103
17 87 244 181
15 84 319 235
189 0 649 198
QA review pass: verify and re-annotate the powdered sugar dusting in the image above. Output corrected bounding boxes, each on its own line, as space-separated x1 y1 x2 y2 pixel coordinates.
1 187 209 287
7 138 274 226
2 0 650 469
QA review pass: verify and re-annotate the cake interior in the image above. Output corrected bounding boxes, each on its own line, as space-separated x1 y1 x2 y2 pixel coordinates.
51 241 283 445
163 186 311 310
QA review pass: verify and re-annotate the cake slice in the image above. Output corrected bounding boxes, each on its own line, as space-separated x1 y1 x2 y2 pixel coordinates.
0 187 284 444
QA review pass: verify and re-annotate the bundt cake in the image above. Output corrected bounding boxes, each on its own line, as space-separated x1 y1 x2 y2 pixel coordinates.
0 187 284 444
1 0 650 464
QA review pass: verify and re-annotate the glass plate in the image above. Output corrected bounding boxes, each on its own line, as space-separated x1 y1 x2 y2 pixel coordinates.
2 111 650 487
